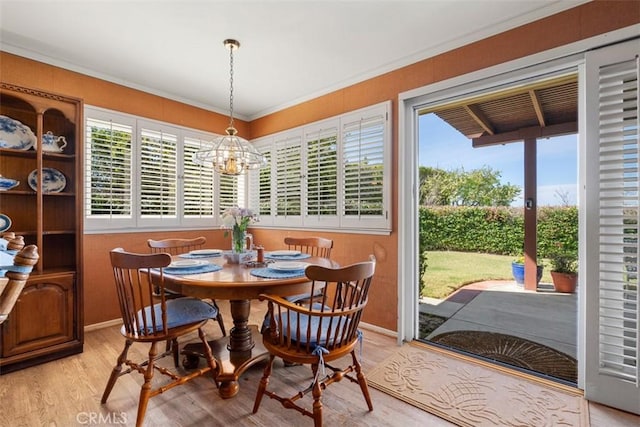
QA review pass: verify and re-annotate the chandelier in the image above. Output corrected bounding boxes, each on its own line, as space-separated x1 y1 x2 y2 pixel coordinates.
193 39 265 175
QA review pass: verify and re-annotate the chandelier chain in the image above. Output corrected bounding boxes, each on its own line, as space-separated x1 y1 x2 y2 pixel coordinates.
228 43 234 129
192 38 264 175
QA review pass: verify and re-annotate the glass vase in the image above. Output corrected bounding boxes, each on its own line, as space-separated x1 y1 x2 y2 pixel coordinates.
231 225 246 254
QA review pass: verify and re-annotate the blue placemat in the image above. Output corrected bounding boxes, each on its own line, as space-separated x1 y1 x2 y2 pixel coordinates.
163 264 222 275
178 252 222 259
251 267 306 279
265 252 312 260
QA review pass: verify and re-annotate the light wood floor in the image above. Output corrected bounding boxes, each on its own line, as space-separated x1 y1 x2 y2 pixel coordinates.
1 300 638 426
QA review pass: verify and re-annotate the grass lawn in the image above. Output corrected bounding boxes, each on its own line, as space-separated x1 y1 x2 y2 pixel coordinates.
423 250 553 299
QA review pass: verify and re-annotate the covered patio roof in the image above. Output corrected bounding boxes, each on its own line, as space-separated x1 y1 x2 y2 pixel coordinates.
425 74 578 145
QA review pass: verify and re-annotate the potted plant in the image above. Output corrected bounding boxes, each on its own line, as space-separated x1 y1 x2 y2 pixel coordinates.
511 255 543 285
548 244 578 293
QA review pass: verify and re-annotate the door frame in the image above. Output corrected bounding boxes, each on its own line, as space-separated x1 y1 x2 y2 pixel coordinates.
397 24 640 395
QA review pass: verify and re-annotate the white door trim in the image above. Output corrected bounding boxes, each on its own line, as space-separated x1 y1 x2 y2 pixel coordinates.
397 23 639 390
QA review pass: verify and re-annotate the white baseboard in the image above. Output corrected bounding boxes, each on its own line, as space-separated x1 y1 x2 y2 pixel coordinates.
84 318 122 332
359 321 397 338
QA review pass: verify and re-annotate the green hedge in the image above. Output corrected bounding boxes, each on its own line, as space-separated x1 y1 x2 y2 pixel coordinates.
419 206 578 257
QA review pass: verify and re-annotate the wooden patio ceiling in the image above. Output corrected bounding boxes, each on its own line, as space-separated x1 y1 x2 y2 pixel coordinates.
427 74 578 146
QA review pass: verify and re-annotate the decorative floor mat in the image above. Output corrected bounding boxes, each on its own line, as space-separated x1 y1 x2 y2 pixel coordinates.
367 342 585 427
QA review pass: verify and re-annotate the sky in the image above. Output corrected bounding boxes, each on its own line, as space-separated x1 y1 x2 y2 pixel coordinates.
418 113 578 207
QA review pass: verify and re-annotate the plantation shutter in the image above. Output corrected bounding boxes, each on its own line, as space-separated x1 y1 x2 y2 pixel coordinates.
244 101 391 232
585 38 640 415
274 133 302 224
304 122 339 227
139 127 178 223
84 116 134 228
340 103 390 230
248 141 273 224
183 136 215 220
218 173 245 216
258 150 272 216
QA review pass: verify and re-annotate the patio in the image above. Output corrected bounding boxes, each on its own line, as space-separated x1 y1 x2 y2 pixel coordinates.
419 280 577 379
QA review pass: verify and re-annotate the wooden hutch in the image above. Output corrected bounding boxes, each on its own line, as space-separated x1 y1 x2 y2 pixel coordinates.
0 83 83 373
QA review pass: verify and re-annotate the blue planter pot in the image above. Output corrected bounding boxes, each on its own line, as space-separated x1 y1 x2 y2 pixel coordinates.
511 262 543 285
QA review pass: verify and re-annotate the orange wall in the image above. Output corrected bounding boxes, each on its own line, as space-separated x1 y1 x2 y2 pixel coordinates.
1 1 638 329
0 52 250 136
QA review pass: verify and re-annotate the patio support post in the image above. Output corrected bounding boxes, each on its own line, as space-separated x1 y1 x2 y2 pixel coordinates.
523 136 538 291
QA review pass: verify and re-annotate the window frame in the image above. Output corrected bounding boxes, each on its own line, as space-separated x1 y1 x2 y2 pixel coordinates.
250 101 392 233
137 119 180 227
84 105 237 232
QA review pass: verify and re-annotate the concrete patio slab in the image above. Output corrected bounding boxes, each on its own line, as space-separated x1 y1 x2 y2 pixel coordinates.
422 281 577 359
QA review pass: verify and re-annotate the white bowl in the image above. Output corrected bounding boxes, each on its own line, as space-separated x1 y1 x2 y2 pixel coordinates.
269 262 308 271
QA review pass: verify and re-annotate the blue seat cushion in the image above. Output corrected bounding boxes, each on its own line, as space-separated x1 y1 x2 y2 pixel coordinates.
265 303 349 347
285 288 324 304
137 297 217 334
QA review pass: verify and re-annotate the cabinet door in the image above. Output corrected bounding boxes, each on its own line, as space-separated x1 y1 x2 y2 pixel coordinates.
1 273 75 357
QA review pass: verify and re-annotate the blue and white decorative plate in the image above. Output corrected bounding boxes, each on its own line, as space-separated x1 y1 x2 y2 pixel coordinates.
0 115 36 150
0 175 19 191
28 168 67 193
0 214 11 232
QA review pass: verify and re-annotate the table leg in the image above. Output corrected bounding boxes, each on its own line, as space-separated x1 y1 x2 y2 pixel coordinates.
181 299 268 399
228 299 254 352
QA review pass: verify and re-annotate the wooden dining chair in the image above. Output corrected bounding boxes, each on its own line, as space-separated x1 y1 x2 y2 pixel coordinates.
0 243 39 324
253 255 376 427
147 236 207 255
282 237 334 307
284 236 333 258
147 237 226 343
102 248 219 427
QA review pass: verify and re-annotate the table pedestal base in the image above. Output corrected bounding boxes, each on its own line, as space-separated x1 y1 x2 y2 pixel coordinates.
182 325 268 399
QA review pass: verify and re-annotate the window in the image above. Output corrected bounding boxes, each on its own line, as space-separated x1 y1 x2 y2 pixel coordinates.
85 106 229 231
218 173 246 215
85 111 135 230
86 102 390 233
275 134 302 221
341 108 387 229
139 124 178 224
258 150 272 216
251 101 391 232
306 123 338 226
183 135 215 218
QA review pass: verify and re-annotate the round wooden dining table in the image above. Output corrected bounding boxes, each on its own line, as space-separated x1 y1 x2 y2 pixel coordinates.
157 254 337 399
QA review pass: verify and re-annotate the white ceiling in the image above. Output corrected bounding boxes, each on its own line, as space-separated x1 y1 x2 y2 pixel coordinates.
0 1 588 120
